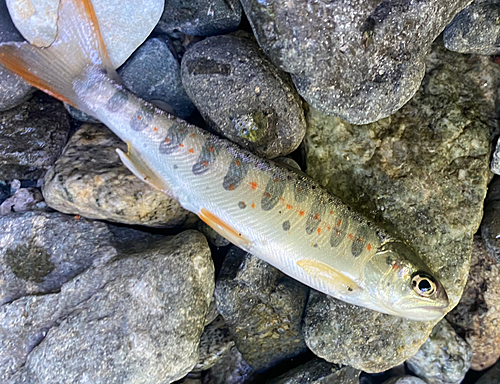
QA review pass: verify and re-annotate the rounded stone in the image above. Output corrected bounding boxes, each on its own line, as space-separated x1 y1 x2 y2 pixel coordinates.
181 33 306 159
197 220 230 248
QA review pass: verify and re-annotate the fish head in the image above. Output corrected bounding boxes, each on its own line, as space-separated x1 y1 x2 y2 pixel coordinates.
363 241 449 321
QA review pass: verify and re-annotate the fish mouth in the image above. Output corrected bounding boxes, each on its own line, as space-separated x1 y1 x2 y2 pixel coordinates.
398 305 448 321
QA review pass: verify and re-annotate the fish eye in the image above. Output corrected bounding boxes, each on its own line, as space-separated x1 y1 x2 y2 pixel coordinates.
411 272 437 297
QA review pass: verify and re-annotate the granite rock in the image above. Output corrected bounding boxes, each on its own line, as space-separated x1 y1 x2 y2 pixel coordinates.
303 42 495 372
181 33 306 159
382 377 427 384
0 187 45 215
6 0 164 68
406 320 472 384
43 124 195 227
444 0 500 55
215 247 308 371
482 177 500 264
157 0 242 37
268 358 360 384
197 220 230 248
118 37 195 119
202 345 254 384
241 0 472 124
1 225 214 383
447 236 500 370
0 94 71 181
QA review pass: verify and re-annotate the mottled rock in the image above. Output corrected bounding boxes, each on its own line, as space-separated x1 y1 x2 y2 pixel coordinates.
303 42 495 372
0 94 71 180
406 320 472 384
474 359 500 384
268 358 360 384
0 188 45 215
447 236 500 370
181 33 306 159
215 247 308 371
202 345 254 384
1 225 214 384
193 315 235 372
6 0 164 68
43 124 194 227
444 0 500 55
157 0 242 36
382 377 427 384
205 294 219 326
119 37 195 119
241 0 472 124
482 178 500 264
198 220 230 247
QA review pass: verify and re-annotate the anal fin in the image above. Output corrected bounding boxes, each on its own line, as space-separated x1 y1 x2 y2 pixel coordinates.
116 141 173 196
199 208 252 250
296 259 360 294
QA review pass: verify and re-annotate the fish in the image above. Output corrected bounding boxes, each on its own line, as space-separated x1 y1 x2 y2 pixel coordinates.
0 0 449 321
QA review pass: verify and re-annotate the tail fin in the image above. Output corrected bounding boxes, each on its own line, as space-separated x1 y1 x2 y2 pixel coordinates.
0 0 116 109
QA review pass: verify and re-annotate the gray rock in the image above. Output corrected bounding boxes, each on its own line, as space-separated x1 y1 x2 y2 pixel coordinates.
119 37 195 119
447 236 500 370
268 358 360 384
474 358 500 384
43 124 195 227
215 247 308 371
491 140 500 176
0 94 71 181
193 315 235 372
157 0 242 37
197 220 230 248
241 0 472 124
1 223 214 384
181 33 306 159
0 187 45 215
0 181 9 204
202 345 254 384
406 320 472 384
444 0 500 55
382 377 427 384
481 178 500 264
205 294 219 326
303 41 495 372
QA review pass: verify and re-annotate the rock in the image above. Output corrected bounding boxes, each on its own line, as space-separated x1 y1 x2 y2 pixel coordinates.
447 236 500 370
202 345 254 384
240 0 472 124
0 94 71 181
302 41 495 372
43 124 195 227
406 320 472 384
64 103 101 123
197 220 230 247
6 0 164 68
181 33 306 159
268 358 361 384
0 181 10 204
0 187 45 215
118 37 195 119
491 140 500 176
482 178 500 264
444 0 500 55
474 359 500 384
157 0 242 37
1 222 214 384
382 377 427 384
205 294 219 326
215 247 308 371
193 315 235 372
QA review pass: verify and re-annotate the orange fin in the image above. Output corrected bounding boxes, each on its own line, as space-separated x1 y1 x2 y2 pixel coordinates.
199 208 252 250
297 259 360 294
0 0 116 111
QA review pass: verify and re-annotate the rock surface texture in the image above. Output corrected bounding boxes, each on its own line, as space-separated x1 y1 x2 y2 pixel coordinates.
303 42 495 372
447 237 500 370
0 217 214 384
0 94 71 181
444 0 500 55
43 124 194 227
240 0 472 124
6 0 164 67
181 33 306 159
0 187 45 215
481 177 500 264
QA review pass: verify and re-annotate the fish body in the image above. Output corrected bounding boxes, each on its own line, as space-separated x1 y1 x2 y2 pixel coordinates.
0 0 449 320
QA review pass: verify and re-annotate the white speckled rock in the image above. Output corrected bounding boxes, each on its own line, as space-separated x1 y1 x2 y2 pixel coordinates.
6 0 164 68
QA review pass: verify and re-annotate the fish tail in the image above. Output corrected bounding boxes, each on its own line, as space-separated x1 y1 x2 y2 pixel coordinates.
0 0 116 111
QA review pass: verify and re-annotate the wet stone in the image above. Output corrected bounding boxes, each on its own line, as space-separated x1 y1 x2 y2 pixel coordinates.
382 377 427 384
303 41 495 372
241 0 472 124
0 187 46 215
42 124 195 227
197 220 230 248
0 94 71 181
118 37 195 119
1 226 214 384
444 0 500 55
447 236 500 370
181 33 306 159
481 177 500 264
491 140 500 176
215 247 309 371
268 358 361 384
156 0 242 37
202 345 254 384
406 320 472 384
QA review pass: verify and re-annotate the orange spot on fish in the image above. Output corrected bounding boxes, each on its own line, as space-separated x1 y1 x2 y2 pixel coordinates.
265 192 271 198
208 146 214 152
251 203 255 209
286 204 293 210
179 143 184 148
297 187 303 192
279 197 285 202
317 228 322 235
165 138 171 144
299 211 305 216
348 233 354 241
250 181 258 190
330 211 334 215
392 264 399 271
337 219 342 227
190 134 195 138
357 237 362 242
229 184 235 191
327 226 331 231
74 215 81 220
153 126 158 131
137 115 142 120
188 148 194 154
235 160 241 166
202 161 209 167
274 178 280 183
179 129 184 133
315 213 320 220
367 243 372 251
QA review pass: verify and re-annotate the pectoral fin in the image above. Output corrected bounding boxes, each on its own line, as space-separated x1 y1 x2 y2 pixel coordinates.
297 259 359 294
116 142 173 196
199 208 252 250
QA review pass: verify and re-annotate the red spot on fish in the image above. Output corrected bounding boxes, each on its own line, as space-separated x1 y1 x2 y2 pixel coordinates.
265 192 271 198
330 211 334 215
367 243 372 251
357 237 362 242
165 138 171 144
392 264 399 270
317 228 321 235
315 213 320 220
348 233 354 241
188 148 194 154
251 203 255 209
286 204 293 210
208 146 214 152
179 143 184 148
137 115 142 120
153 126 158 131
299 211 305 216
235 160 241 166
337 219 342 227
190 134 195 138
202 161 209 167
229 184 235 191
250 181 258 190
